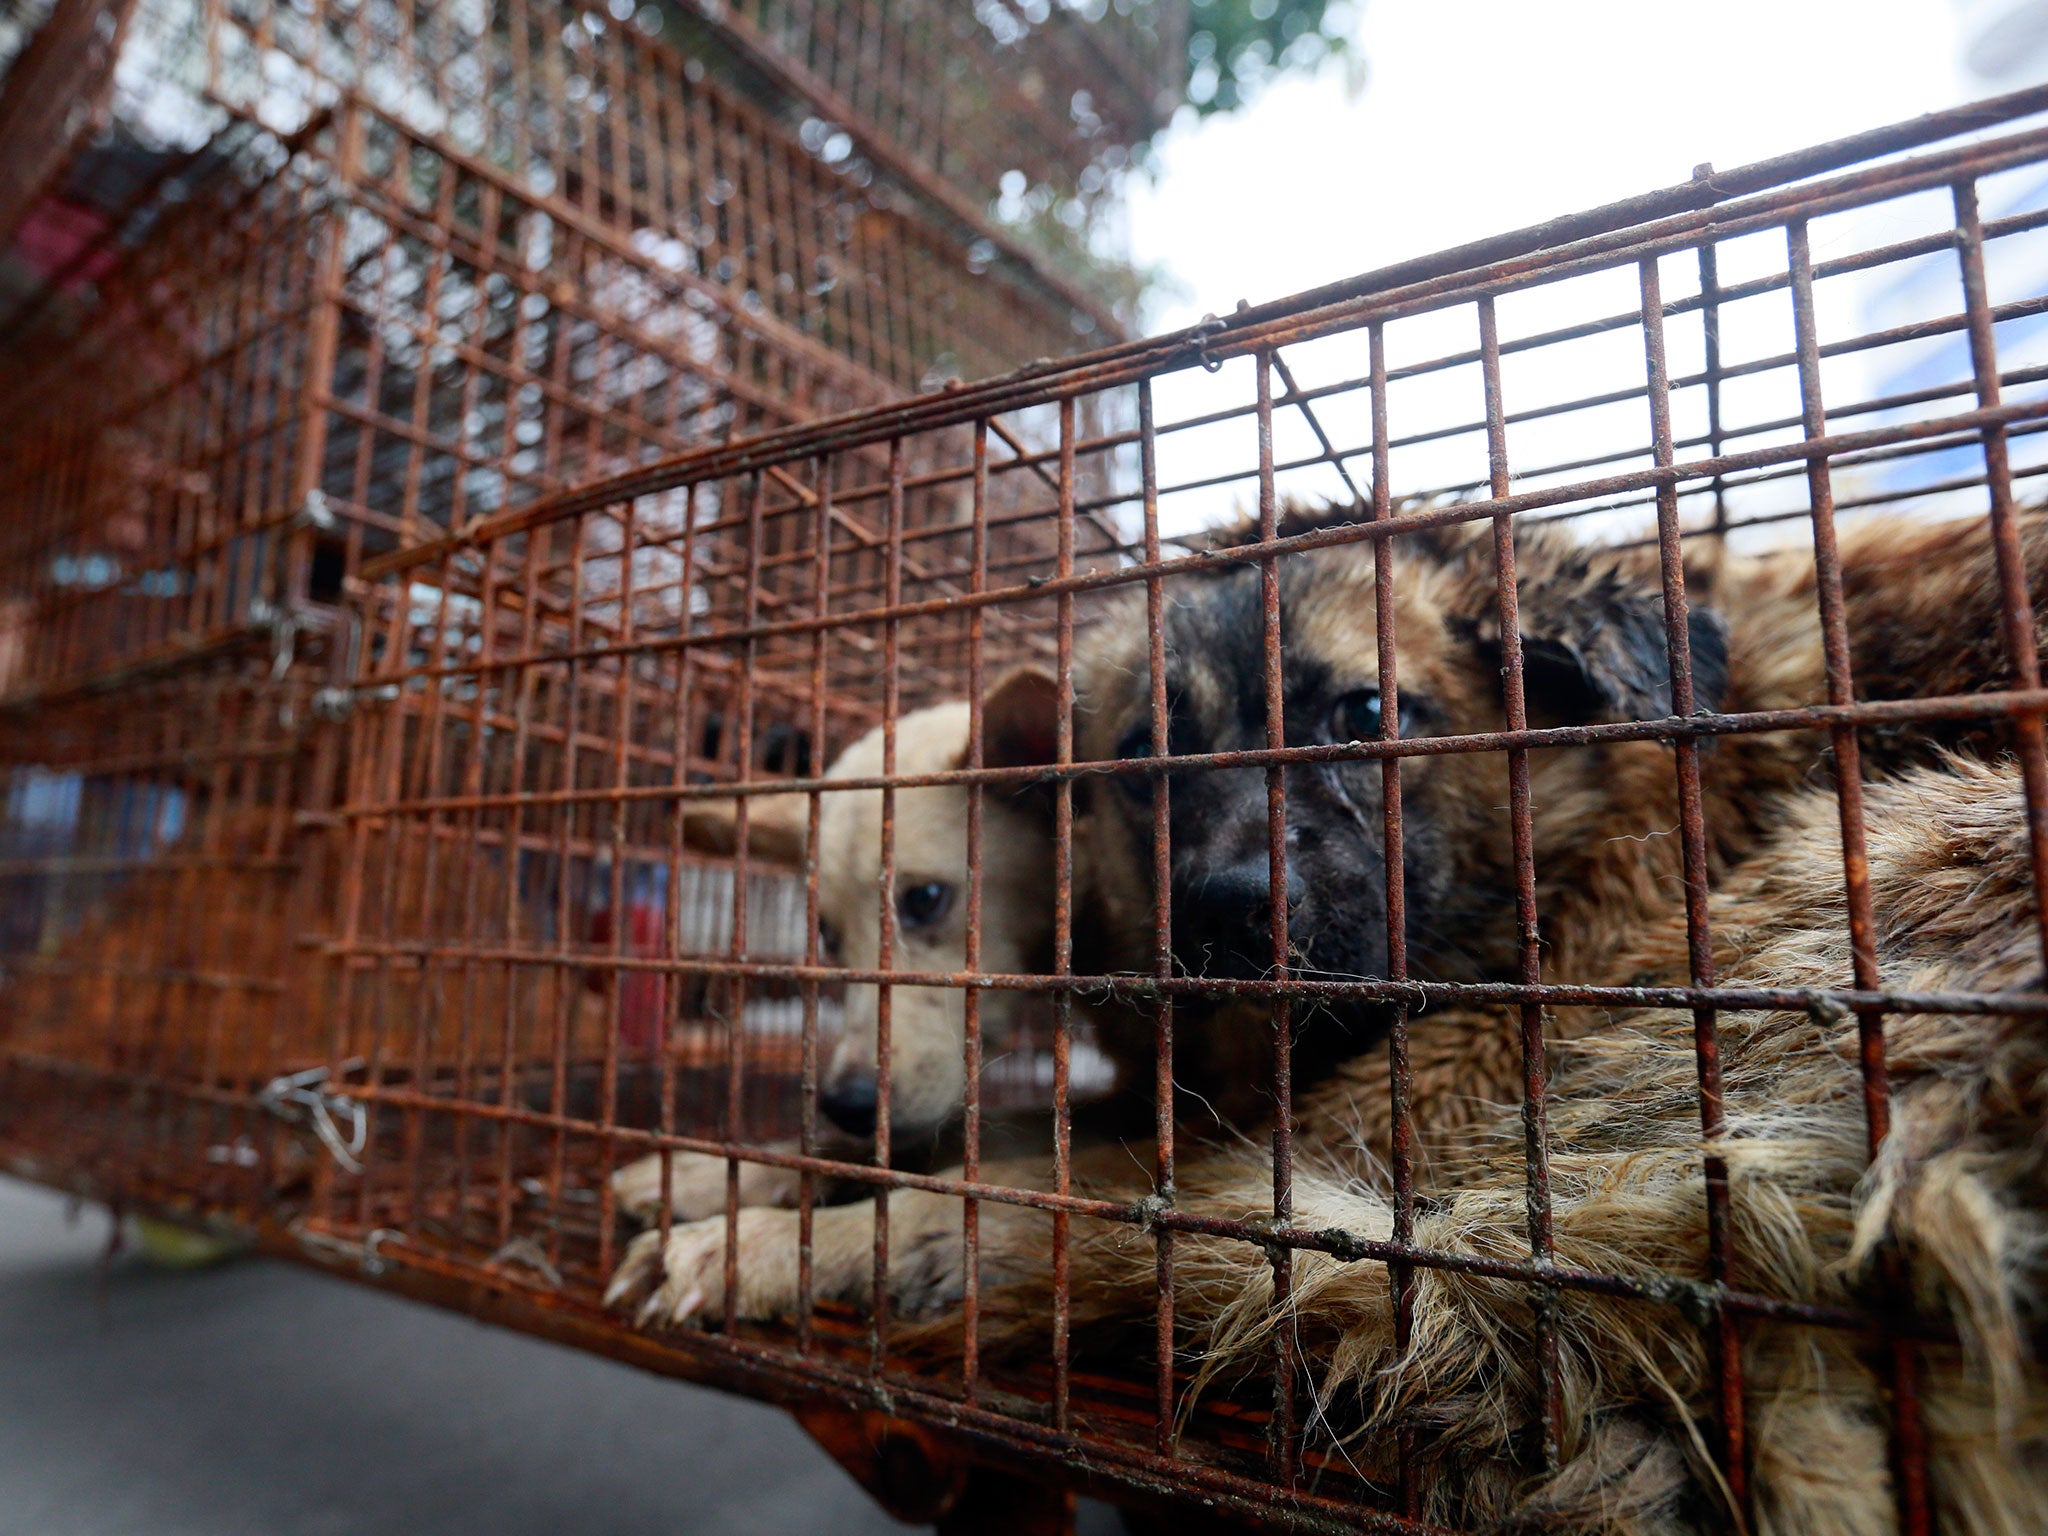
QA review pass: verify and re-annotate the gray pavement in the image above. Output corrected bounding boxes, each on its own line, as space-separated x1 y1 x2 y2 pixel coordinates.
0 1176 1119 1536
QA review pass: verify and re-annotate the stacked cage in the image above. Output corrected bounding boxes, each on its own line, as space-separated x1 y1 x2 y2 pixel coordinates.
0 0 1173 1233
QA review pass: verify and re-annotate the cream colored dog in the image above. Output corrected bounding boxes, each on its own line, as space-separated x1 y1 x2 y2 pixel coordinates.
611 670 1060 1223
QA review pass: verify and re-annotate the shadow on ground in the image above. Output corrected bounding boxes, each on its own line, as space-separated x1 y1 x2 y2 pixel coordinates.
0 1176 1121 1536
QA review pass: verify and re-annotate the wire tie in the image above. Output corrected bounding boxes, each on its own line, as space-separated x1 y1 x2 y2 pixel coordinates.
257 1061 368 1173
1129 1192 1171 1233
487 1236 565 1290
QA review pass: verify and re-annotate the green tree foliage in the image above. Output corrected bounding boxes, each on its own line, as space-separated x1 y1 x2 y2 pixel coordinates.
1184 0 1351 115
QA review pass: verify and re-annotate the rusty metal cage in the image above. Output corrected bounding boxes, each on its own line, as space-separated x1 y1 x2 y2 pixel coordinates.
0 0 1157 735
8 49 2048 1536
681 0 1182 327
709 0 1181 208
0 0 1153 1301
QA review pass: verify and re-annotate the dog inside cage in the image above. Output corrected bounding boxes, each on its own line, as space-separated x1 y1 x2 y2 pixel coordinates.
327 138 2048 1530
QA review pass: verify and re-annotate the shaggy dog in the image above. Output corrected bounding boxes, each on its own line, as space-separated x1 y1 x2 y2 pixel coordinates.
609 671 1061 1222
611 509 2048 1531
1076 508 2048 1114
1101 757 2048 1535
1002 756 2047 1536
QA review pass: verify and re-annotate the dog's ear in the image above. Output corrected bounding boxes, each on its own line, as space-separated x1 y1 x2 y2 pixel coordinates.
1461 530 1729 724
981 667 1060 769
972 668 1060 812
1513 600 1728 725
680 791 808 864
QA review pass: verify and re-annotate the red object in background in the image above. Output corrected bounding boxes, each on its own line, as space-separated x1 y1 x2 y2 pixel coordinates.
586 902 668 1052
14 196 123 292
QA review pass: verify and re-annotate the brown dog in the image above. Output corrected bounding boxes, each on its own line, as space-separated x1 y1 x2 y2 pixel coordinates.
1080 756 2048 1535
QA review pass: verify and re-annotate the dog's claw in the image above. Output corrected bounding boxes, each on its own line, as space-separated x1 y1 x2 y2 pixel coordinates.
604 1227 664 1310
607 1216 739 1329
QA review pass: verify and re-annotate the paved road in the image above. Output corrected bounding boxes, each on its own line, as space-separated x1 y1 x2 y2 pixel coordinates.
0 1176 1119 1536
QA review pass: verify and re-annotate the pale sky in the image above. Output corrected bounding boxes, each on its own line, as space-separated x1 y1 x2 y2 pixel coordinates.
1117 0 1988 538
1128 0 1968 331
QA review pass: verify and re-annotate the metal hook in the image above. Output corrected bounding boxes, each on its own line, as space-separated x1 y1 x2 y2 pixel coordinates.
257 1060 368 1173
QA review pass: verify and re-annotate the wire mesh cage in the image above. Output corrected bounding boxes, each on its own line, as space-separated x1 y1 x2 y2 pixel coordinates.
0 0 1161 692
689 0 1182 282
0 658 342 1203
0 0 1157 1278
300 89 2048 1531
6 33 2048 1536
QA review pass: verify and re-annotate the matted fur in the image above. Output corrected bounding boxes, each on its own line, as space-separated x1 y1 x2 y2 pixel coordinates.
1082 758 2048 1535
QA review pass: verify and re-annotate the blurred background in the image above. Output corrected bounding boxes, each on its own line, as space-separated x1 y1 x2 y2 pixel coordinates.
1124 0 2048 535
0 1 2040 1532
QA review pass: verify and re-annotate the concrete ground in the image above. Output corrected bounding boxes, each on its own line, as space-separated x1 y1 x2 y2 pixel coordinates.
0 1176 1120 1536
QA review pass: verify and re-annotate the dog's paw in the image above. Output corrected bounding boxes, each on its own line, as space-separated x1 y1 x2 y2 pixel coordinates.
604 1208 802 1326
604 1220 725 1325
609 1151 733 1224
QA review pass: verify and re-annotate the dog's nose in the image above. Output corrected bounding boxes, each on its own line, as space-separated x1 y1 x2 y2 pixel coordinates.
818 1071 879 1138
1190 857 1304 940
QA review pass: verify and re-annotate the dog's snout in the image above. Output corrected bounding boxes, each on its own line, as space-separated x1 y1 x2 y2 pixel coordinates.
1191 857 1303 936
818 1071 879 1137
1198 860 1270 932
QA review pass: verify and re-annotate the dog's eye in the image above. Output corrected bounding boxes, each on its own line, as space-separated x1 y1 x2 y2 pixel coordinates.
1331 689 1420 742
1331 690 1390 741
1115 723 1154 802
896 881 954 930
815 918 841 960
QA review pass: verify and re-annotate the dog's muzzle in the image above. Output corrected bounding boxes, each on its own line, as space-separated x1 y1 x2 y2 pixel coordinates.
818 1070 879 1138
1177 855 1306 978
